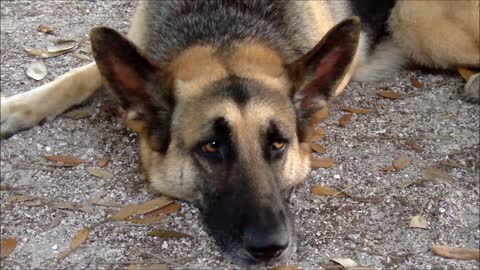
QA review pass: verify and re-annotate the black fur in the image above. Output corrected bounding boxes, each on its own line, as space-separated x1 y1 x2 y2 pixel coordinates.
349 0 396 46
144 0 295 63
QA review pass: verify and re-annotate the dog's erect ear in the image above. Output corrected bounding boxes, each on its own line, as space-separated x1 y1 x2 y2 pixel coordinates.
90 27 174 153
287 17 360 140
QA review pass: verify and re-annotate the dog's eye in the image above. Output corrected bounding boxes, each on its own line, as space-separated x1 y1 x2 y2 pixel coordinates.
202 141 219 153
272 140 286 151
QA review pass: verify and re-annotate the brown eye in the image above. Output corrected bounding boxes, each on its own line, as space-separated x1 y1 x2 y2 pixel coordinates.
202 141 219 153
272 140 286 151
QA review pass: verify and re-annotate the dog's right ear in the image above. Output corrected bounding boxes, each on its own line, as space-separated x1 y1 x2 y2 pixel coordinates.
90 27 174 153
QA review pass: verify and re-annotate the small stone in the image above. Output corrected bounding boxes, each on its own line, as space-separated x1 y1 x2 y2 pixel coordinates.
439 207 446 213
45 146 51 152
334 174 341 179
52 244 58 250
162 241 168 249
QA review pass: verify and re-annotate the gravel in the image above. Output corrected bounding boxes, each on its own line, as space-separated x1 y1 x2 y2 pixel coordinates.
1 1 479 269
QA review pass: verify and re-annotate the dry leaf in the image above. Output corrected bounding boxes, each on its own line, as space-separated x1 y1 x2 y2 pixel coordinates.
4 195 36 203
339 114 353 127
53 201 79 210
383 166 396 172
392 154 411 170
135 197 173 215
89 198 123 208
398 180 416 189
307 128 327 143
63 108 94 119
128 263 168 270
112 204 139 221
0 237 16 258
405 139 423 152
36 25 53 34
271 266 299 270
431 245 480 260
377 90 401 100
58 227 89 259
24 200 43 206
458 67 476 81
26 60 47 80
343 107 373 114
311 185 346 197
147 202 182 215
422 167 453 182
95 156 111 168
47 40 77 52
410 75 424 88
147 229 191 239
129 215 166 225
330 257 359 268
79 46 92 54
348 268 375 270
86 167 113 179
409 215 429 229
311 157 335 169
45 155 86 165
73 53 92 61
23 45 75 58
310 143 326 154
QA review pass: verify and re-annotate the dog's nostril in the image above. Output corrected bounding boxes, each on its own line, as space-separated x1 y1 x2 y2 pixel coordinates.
246 243 287 261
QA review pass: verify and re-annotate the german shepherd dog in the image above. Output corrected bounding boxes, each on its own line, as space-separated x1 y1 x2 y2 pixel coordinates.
1 0 479 265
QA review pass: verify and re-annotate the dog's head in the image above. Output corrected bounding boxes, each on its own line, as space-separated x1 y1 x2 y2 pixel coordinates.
91 18 360 265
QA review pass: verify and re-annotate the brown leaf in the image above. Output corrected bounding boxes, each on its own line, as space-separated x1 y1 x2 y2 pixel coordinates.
23 45 75 59
129 215 166 225
405 139 423 152
146 202 182 216
432 245 480 260
422 167 454 182
45 155 86 165
409 215 429 229
47 40 77 53
36 25 53 34
63 108 94 120
86 167 113 179
95 156 111 168
147 229 191 239
311 185 346 197
73 53 92 62
306 128 327 143
311 157 335 169
343 107 373 115
458 67 476 81
339 114 353 127
410 75 424 88
128 263 168 270
310 143 326 154
58 227 89 259
382 166 396 172
398 180 416 189
377 90 401 100
392 154 411 170
24 200 43 206
330 257 359 268
112 204 139 221
0 237 16 258
4 195 36 203
88 198 124 208
135 197 173 215
53 202 79 210
271 266 299 270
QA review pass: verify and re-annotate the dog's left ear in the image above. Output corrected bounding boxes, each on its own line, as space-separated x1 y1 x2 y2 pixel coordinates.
90 27 174 153
287 17 360 139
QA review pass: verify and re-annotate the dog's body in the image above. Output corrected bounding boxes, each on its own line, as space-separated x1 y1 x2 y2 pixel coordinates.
1 0 479 265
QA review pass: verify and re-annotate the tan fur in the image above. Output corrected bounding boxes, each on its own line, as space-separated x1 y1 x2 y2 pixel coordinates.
389 0 480 68
226 42 291 95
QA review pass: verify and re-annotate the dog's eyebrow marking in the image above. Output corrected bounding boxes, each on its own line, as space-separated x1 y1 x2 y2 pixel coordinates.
223 76 251 106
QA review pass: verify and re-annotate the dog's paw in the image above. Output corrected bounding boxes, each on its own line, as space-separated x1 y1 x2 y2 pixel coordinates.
0 96 42 139
461 73 480 104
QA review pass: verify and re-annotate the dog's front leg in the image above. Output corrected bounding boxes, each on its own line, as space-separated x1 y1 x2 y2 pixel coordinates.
0 62 101 138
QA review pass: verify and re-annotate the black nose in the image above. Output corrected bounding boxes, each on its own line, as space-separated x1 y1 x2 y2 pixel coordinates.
242 207 289 261
246 241 288 261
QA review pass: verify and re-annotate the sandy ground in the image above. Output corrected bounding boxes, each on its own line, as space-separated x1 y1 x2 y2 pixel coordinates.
1 1 479 269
